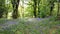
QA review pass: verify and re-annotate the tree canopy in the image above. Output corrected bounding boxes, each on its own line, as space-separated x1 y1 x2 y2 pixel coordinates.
0 0 59 19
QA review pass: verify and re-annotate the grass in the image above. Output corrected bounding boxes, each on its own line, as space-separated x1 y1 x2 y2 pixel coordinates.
0 18 60 34
0 18 7 24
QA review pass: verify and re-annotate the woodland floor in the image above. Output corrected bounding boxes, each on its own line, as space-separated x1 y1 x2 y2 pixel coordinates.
0 18 60 34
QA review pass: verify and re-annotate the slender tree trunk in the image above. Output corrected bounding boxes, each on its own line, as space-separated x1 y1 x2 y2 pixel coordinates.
12 0 20 19
57 0 60 15
56 0 60 20
33 0 37 18
38 0 40 18
50 1 54 16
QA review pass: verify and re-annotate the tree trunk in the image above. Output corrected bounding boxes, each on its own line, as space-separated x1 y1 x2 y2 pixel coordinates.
50 1 54 16
33 0 37 18
56 0 60 20
12 0 20 19
38 0 40 18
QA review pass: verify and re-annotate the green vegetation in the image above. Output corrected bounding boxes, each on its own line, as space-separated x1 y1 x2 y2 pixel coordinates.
0 0 59 18
0 0 60 34
0 19 60 34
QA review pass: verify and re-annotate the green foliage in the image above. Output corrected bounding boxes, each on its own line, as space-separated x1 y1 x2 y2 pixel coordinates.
0 0 60 34
24 0 53 18
0 0 6 18
52 3 58 16
0 0 12 18
0 0 58 18
24 6 34 17
0 18 7 24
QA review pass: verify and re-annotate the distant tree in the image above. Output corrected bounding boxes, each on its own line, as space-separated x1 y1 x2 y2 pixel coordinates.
49 1 54 16
11 0 20 19
56 0 60 20
4 0 9 18
57 0 60 15
33 0 37 18
38 0 40 18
